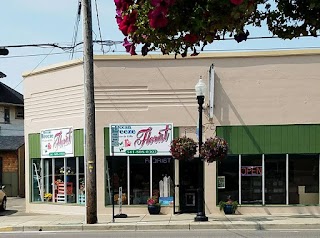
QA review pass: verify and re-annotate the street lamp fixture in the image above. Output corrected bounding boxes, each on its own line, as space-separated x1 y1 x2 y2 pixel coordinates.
194 76 208 222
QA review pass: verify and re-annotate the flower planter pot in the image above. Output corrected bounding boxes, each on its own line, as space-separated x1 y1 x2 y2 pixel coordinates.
148 205 161 215
224 204 234 214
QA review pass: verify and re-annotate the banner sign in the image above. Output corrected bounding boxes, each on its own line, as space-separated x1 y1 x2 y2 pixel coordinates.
110 123 173 156
40 127 74 158
241 166 262 176
159 197 173 206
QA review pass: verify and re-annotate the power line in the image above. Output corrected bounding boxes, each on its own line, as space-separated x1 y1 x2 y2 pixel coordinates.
13 47 56 90
0 40 123 50
94 0 105 54
70 0 82 59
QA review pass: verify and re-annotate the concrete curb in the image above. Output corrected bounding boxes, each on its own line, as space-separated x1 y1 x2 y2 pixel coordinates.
1 223 320 232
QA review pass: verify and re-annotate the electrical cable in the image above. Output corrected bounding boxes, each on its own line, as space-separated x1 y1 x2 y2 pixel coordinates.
13 47 56 90
70 0 82 59
94 0 105 54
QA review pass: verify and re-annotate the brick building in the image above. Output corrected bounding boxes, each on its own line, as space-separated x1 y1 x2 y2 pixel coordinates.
0 82 25 197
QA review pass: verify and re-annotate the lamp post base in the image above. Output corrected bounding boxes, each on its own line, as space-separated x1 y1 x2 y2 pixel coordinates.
194 214 208 222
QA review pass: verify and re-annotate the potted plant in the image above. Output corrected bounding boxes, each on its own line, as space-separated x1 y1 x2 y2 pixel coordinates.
200 136 228 163
219 196 239 214
170 136 197 161
147 196 161 215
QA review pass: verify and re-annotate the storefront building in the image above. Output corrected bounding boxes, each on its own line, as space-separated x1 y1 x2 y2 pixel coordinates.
23 50 320 215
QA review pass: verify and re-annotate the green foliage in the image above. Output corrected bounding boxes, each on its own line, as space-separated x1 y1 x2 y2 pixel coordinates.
219 200 239 214
115 0 320 56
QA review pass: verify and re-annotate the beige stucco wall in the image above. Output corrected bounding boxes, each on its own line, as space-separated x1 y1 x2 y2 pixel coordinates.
23 50 320 215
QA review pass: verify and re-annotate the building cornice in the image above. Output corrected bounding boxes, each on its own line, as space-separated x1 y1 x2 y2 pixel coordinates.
22 49 320 77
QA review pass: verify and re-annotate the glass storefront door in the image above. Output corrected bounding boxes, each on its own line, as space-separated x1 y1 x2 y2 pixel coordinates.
241 155 262 204
265 155 286 204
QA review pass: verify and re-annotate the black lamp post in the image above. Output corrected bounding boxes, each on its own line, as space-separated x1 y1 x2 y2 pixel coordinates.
194 77 208 222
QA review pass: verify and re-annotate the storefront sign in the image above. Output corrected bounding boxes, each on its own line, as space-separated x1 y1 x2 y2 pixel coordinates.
110 123 173 156
145 157 172 164
217 176 225 189
159 197 173 206
40 127 74 158
241 166 262 176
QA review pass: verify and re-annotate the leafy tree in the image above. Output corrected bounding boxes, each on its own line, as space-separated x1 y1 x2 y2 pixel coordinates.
114 0 320 56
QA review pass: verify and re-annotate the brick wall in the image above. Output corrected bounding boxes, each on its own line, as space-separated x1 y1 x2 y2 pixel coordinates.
1 152 18 172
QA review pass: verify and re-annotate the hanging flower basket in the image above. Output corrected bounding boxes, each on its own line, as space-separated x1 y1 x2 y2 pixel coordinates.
170 136 197 161
200 136 228 163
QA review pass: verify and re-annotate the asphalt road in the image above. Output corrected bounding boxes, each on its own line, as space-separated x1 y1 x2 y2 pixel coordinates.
1 230 320 238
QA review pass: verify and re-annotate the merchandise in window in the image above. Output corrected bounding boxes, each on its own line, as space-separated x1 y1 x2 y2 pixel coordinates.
31 157 85 204
105 156 174 206
130 156 150 205
289 154 319 205
31 159 41 202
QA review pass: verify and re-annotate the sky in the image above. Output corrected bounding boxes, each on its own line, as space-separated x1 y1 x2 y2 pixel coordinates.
1 0 320 94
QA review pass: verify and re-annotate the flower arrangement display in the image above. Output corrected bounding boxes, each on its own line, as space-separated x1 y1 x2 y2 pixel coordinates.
147 196 161 214
114 0 320 57
170 136 197 161
219 196 239 214
114 193 128 204
59 166 73 175
200 136 228 163
147 196 160 206
114 0 263 57
44 193 52 201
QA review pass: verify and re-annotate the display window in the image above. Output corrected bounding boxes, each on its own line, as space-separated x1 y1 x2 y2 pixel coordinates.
218 154 320 206
31 157 85 204
106 156 174 206
217 155 239 202
289 154 319 204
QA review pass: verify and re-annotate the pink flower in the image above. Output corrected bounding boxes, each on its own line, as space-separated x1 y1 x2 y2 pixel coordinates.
116 15 122 26
118 10 137 36
230 0 244 5
123 37 137 55
148 6 168 29
151 0 175 7
114 0 134 12
184 34 198 44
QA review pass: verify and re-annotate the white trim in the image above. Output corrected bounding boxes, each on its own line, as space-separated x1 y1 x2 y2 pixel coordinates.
40 159 44 202
319 154 320 205
45 159 50 196
208 64 214 119
64 157 67 204
286 154 289 205
127 156 130 205
262 154 265 205
239 154 241 205
52 158 55 203
76 157 79 204
150 156 153 198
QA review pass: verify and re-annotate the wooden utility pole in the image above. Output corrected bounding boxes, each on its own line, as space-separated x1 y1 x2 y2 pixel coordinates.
83 0 97 224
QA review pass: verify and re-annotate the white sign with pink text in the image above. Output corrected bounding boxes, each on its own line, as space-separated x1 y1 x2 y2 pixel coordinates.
40 127 74 158
110 123 173 156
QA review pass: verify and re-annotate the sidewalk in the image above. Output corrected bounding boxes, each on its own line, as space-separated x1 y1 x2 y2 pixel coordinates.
1 198 320 232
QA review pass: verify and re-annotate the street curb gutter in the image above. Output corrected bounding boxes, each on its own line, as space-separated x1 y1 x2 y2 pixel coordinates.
1 223 320 232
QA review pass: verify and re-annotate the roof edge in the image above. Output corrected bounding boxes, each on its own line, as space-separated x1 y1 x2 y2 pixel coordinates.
22 59 83 78
22 49 320 77
94 49 320 61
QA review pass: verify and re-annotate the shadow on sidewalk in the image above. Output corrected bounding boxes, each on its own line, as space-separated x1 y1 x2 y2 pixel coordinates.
0 210 18 216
